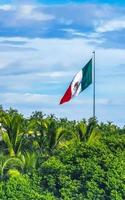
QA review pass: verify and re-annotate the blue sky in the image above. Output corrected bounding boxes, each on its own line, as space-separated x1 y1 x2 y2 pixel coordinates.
1 0 125 5
0 0 125 3
0 0 125 125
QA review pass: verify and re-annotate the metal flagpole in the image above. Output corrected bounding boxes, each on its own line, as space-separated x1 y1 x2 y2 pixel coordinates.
92 51 95 118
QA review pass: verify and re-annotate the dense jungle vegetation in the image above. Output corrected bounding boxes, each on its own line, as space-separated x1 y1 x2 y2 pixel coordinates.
0 106 125 200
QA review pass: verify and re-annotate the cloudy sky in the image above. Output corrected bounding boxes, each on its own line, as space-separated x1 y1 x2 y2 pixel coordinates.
0 0 125 125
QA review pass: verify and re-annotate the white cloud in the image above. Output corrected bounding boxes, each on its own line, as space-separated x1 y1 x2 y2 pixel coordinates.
96 18 125 33
62 28 86 37
0 4 12 11
0 92 110 106
0 37 29 42
17 5 55 21
73 98 111 106
0 4 55 22
36 71 74 78
1 93 57 105
1 36 125 79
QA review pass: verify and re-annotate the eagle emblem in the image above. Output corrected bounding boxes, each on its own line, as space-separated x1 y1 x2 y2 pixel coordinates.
73 81 80 95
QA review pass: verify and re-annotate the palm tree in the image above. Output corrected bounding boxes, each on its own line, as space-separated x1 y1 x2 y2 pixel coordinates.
20 151 38 173
0 112 26 156
28 118 66 154
25 118 48 153
0 153 24 179
47 120 66 153
76 117 100 145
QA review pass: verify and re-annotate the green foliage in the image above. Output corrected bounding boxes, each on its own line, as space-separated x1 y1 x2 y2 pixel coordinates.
0 108 125 199
7 169 21 177
21 151 39 172
0 175 56 200
0 154 24 179
0 110 26 156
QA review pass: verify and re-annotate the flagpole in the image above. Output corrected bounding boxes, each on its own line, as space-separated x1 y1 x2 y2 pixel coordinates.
92 51 95 118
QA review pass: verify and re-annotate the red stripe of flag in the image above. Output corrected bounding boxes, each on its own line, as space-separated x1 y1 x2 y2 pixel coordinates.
60 84 72 104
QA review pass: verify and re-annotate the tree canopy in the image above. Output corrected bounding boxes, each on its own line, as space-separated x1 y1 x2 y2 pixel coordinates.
0 107 124 200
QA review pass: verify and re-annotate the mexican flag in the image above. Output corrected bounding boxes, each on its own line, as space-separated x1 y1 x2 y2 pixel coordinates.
60 59 92 105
